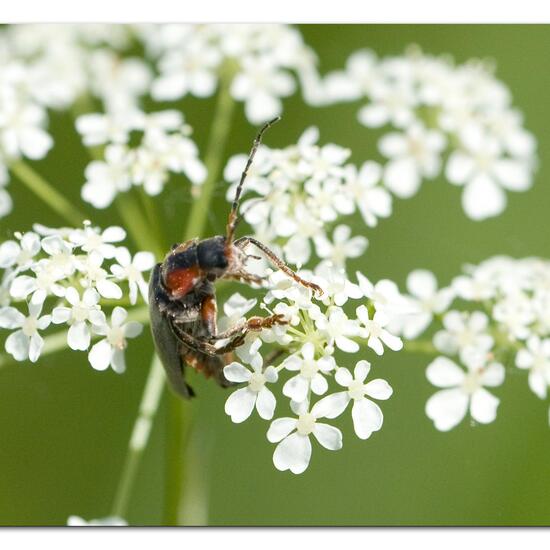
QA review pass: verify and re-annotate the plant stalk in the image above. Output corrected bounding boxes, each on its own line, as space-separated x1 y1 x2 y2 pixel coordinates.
165 75 236 526
111 354 166 519
9 160 86 227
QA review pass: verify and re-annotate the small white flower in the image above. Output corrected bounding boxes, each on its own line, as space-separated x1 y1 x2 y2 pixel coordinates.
445 124 532 220
313 225 368 268
492 292 535 341
110 248 155 305
0 98 53 160
425 356 504 431
282 342 335 402
515 336 550 399
75 110 141 146
88 307 142 373
356 272 408 320
69 225 126 260
76 251 123 300
39 235 77 278
314 360 393 439
0 301 51 362
51 287 105 351
433 310 493 368
356 305 403 356
217 293 258 362
314 308 360 353
151 37 221 100
357 78 417 129
267 399 343 474
224 354 279 423
231 55 295 123
0 231 41 270
343 161 392 228
400 269 454 339
313 262 363 307
10 263 66 306
379 123 446 198
81 145 132 208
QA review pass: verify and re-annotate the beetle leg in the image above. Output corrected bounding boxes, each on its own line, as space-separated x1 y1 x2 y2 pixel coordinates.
233 236 323 295
200 294 218 336
222 270 266 287
210 313 288 341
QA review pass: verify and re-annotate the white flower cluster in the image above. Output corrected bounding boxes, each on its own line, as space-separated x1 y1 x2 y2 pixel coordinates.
0 223 152 371
224 127 391 269
393 258 550 431
0 24 153 217
77 109 206 207
138 24 319 124
220 262 405 474
322 47 537 220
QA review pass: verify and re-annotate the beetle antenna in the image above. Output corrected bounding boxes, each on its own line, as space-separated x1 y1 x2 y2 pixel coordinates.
226 116 280 244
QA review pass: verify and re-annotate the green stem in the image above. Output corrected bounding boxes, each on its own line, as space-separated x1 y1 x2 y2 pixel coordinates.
403 339 438 355
9 160 86 227
115 192 165 260
137 188 166 255
165 75 236 526
182 74 235 241
111 354 165 519
164 397 195 525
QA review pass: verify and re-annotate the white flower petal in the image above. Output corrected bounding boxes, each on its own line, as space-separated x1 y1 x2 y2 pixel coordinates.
0 307 25 329
5 330 29 361
470 388 499 424
88 339 112 371
283 374 309 402
224 387 257 423
68 322 91 351
267 417 297 443
462 174 506 220
425 388 469 431
256 387 276 420
354 360 371 382
311 392 350 419
223 362 252 383
313 423 343 450
335 367 353 387
351 398 383 439
426 357 465 388
272 433 312 474
364 379 393 400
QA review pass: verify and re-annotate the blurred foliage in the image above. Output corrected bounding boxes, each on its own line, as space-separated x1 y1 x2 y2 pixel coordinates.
1 24 550 526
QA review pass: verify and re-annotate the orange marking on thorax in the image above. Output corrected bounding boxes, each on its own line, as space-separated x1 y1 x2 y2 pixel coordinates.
165 265 201 298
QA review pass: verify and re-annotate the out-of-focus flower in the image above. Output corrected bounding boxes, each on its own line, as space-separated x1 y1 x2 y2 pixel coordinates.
425 356 504 431
515 336 550 399
323 47 536 220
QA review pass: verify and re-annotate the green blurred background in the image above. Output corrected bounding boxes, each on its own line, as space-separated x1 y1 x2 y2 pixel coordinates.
1 24 550 526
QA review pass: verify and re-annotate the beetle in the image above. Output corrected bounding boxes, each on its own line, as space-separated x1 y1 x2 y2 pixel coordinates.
149 117 322 399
